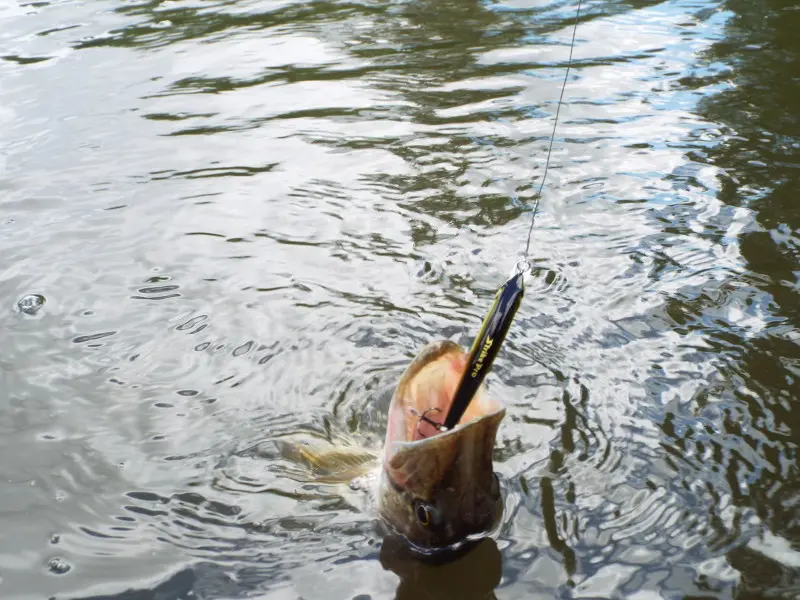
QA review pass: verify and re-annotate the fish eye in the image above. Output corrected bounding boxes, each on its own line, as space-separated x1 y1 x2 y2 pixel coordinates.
414 501 432 527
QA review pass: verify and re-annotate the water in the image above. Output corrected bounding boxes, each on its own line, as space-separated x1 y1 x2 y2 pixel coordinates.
1 0 798 597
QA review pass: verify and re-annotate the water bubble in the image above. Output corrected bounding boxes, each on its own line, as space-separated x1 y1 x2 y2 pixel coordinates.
46 557 71 575
17 293 45 316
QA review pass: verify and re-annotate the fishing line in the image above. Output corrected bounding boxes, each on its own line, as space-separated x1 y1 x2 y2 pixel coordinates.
439 0 584 432
523 0 583 260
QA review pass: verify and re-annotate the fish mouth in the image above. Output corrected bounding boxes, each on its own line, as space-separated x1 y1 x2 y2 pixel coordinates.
384 339 505 452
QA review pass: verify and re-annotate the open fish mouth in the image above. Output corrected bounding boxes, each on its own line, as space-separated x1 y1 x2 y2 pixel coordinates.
384 339 505 451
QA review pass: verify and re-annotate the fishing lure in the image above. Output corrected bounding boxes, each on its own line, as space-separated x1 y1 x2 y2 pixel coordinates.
410 264 527 437
444 266 526 430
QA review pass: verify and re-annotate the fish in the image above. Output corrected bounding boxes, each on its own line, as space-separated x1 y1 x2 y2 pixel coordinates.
279 339 506 555
378 339 506 553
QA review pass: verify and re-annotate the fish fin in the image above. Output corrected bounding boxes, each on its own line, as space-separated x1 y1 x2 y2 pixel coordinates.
275 436 380 484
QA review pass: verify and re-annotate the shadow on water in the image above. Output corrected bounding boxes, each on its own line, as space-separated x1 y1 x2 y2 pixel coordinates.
379 536 503 600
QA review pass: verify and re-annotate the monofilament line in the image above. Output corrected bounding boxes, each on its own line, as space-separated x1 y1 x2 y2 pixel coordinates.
523 0 583 259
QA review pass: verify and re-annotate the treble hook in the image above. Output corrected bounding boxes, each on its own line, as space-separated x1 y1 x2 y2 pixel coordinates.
410 407 445 439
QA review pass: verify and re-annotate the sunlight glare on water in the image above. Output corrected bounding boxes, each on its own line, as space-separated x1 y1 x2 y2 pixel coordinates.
1 0 799 597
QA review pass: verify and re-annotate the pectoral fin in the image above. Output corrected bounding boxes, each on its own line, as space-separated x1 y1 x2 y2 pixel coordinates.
276 436 380 484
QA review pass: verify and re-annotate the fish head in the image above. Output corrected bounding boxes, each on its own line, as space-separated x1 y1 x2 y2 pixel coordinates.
378 340 505 553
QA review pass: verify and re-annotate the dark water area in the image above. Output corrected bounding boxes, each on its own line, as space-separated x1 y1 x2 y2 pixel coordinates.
1 0 799 597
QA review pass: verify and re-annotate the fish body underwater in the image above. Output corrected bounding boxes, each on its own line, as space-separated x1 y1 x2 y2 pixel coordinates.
282 339 506 555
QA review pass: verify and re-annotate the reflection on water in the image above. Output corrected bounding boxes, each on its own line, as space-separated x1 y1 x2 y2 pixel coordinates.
1 0 799 597
381 536 502 600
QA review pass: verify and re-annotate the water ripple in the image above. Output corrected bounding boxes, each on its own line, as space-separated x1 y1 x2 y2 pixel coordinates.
1 0 798 597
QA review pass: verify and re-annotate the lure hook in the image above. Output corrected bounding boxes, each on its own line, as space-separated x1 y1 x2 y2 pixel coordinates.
410 407 446 439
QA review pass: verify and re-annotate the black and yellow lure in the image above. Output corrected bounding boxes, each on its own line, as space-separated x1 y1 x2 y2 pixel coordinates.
443 268 525 430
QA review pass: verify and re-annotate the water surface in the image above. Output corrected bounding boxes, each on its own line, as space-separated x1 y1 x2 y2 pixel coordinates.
1 0 799 597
